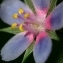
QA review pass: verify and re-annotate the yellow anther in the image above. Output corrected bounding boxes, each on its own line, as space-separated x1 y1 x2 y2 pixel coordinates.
19 24 25 32
18 8 24 14
12 13 18 19
11 23 17 29
24 13 30 19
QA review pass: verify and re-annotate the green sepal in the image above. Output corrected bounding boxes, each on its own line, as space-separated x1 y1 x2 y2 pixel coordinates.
47 0 57 16
22 41 35 63
47 30 59 41
0 27 20 34
24 0 36 14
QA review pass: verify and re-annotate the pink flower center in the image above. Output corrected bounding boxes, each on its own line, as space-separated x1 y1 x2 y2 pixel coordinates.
12 8 47 35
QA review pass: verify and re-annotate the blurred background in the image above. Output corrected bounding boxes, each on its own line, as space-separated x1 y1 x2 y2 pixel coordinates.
0 0 63 63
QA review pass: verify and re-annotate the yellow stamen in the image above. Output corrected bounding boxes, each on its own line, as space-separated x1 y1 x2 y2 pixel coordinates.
19 24 25 32
24 13 30 19
11 23 17 29
18 8 24 14
12 13 18 19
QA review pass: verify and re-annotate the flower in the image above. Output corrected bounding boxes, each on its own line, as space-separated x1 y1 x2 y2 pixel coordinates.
0 0 63 63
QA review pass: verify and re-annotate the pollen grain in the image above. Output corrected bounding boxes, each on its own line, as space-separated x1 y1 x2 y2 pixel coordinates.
11 23 17 29
24 13 30 19
12 13 18 19
19 24 25 32
18 8 24 14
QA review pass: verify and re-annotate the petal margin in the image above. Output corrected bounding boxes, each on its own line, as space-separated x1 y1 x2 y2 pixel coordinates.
33 32 52 63
32 0 50 10
46 2 63 30
1 32 34 61
0 0 31 25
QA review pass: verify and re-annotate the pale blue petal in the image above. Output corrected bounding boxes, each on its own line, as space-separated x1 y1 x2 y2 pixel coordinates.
1 32 34 61
49 2 63 30
33 35 52 63
32 0 50 9
0 0 31 25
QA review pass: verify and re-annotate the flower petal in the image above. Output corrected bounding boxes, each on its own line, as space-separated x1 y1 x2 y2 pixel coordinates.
1 32 34 61
46 2 63 30
32 0 50 10
0 0 31 25
33 32 52 63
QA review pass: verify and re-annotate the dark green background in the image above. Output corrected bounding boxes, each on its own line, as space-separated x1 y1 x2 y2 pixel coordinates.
0 0 63 63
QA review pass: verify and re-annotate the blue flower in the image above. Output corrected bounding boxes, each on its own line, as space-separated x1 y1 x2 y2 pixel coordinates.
0 0 63 63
